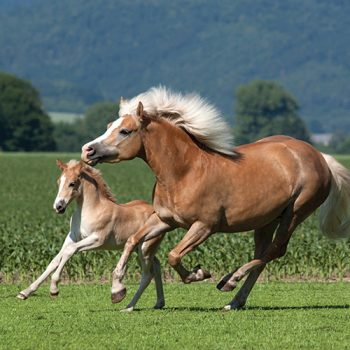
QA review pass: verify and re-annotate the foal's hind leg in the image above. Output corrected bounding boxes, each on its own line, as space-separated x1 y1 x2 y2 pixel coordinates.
121 236 165 312
221 221 277 310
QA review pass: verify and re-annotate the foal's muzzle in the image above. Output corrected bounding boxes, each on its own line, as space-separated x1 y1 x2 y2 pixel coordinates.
54 200 67 214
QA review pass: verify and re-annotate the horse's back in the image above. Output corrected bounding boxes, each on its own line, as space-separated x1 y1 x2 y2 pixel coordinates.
236 135 331 207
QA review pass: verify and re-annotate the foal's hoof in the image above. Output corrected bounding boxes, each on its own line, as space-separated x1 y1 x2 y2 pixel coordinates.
111 288 126 304
16 292 28 300
50 291 59 298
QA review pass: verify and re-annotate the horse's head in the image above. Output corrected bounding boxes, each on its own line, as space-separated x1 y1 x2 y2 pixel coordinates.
81 102 147 166
53 160 84 214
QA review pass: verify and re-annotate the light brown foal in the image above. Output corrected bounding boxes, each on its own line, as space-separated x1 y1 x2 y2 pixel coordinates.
18 160 165 311
82 88 350 310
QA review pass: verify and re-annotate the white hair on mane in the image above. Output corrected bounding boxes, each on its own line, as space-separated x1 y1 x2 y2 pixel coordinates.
119 86 235 156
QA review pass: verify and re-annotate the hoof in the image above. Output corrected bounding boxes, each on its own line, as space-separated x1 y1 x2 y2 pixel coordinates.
111 288 126 304
120 306 134 313
154 302 165 310
222 302 245 311
216 272 235 292
193 264 211 280
50 291 59 298
17 292 28 300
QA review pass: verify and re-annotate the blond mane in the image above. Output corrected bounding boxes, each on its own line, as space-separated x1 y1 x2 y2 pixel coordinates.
119 86 235 156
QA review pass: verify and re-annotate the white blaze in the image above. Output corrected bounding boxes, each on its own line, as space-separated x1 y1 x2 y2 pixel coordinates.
54 175 67 208
86 117 124 146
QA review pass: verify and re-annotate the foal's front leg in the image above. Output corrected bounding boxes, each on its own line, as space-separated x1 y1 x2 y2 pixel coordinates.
49 234 102 295
17 233 75 300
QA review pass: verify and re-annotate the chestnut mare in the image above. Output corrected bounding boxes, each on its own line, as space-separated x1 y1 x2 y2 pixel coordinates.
18 160 165 311
82 87 350 310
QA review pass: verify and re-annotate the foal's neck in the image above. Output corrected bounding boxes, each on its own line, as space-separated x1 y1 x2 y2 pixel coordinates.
76 176 113 212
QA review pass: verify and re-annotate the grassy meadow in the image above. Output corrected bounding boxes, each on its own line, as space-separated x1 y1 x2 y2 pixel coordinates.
1 283 350 349
0 153 350 283
0 153 350 349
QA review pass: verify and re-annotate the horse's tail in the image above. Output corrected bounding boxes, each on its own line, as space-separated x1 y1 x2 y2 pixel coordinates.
319 154 350 239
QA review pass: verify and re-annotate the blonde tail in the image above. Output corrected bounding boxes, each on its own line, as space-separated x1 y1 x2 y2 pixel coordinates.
319 154 350 239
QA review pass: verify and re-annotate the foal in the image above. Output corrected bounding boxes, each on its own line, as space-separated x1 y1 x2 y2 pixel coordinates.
17 160 165 311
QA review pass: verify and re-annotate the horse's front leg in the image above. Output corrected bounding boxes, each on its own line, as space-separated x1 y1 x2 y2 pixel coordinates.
17 234 75 300
49 234 102 296
167 222 212 283
111 214 171 304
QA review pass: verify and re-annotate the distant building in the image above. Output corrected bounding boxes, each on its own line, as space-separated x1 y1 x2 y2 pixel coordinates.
311 133 332 146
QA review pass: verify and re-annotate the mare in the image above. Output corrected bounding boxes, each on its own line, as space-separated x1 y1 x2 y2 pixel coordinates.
82 87 350 310
17 160 165 311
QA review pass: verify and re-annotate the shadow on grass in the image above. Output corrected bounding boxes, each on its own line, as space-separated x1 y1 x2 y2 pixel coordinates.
86 304 349 313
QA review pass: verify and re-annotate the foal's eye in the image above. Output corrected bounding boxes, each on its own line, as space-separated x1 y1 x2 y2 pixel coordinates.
68 182 76 188
119 128 131 136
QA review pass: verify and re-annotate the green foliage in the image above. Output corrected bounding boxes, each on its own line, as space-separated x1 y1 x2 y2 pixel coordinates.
234 80 310 144
1 1 350 132
0 72 56 151
0 153 349 283
53 101 118 152
1 283 350 349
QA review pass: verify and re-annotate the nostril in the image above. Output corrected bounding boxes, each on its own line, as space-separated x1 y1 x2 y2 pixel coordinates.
83 145 96 156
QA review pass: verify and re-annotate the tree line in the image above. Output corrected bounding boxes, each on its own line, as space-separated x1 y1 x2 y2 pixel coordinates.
1 72 349 153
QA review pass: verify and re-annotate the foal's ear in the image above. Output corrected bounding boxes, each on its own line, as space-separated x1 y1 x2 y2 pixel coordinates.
56 159 67 170
119 96 125 106
107 121 113 130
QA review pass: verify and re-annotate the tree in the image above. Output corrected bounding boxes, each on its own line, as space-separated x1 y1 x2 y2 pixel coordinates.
53 101 118 152
79 101 119 144
0 72 56 151
234 80 310 145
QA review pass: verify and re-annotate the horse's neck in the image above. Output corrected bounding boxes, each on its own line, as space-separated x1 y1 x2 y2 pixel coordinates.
142 120 203 184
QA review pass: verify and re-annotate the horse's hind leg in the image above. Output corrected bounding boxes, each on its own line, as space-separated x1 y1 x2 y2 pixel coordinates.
219 204 299 309
221 221 277 310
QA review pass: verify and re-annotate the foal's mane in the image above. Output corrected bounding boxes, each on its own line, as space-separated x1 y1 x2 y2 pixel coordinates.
66 160 116 203
119 86 236 156
82 165 116 203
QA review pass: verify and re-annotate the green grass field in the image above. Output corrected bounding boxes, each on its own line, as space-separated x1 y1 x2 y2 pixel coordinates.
0 153 350 349
0 153 349 282
1 283 349 349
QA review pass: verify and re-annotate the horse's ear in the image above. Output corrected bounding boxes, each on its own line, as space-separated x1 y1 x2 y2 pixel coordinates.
56 159 67 170
107 121 113 130
119 96 125 106
136 101 149 123
136 101 144 117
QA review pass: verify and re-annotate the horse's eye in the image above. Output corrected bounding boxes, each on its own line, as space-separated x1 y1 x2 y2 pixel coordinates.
120 128 131 136
69 182 76 188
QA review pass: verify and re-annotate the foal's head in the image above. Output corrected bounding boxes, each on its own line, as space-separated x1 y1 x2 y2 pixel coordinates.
81 102 148 165
53 160 85 214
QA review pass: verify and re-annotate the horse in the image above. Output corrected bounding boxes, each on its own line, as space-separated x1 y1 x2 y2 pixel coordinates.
81 86 350 310
17 159 165 311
